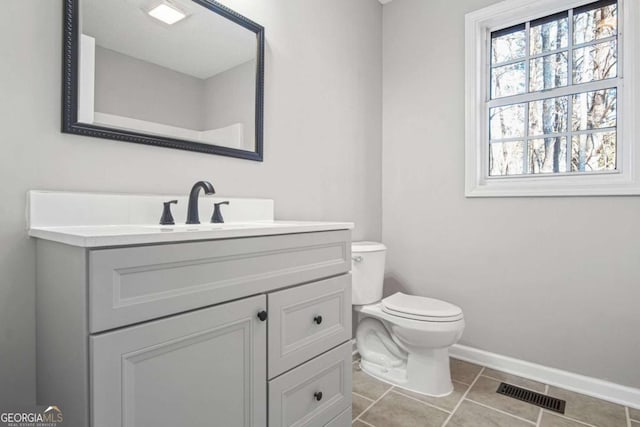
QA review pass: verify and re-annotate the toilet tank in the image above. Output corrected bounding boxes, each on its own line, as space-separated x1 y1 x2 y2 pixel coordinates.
351 241 387 305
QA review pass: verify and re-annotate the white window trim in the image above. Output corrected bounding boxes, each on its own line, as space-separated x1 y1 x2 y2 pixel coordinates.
465 0 640 197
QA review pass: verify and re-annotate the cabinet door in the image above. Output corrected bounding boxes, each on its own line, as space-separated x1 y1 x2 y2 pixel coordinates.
91 295 267 427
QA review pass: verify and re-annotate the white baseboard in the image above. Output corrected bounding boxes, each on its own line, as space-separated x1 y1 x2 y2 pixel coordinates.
450 344 640 410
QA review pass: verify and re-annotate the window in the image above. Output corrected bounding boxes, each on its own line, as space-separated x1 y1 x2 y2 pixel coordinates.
465 0 639 196
489 2 618 177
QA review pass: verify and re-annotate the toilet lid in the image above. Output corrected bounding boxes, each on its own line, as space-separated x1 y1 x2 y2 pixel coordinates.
352 241 387 253
382 292 463 321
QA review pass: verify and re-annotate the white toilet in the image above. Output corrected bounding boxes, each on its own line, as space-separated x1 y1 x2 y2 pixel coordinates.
352 241 465 397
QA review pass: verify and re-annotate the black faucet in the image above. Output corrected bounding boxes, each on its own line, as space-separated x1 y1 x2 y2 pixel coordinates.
186 181 215 224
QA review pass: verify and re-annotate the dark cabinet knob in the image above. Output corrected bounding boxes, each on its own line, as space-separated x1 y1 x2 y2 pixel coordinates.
313 315 323 325
257 310 267 321
314 391 323 401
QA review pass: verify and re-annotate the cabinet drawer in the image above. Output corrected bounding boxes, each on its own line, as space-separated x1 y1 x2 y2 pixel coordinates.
89 230 350 332
324 408 352 427
269 342 352 427
268 275 351 378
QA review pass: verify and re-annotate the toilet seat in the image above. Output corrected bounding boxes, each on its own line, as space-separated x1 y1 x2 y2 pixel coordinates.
382 292 463 322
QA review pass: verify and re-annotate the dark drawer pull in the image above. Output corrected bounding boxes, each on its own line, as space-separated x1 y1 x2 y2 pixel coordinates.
313 315 323 325
314 391 323 401
257 310 267 321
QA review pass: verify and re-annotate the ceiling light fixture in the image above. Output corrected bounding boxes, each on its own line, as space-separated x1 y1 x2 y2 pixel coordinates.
148 3 187 25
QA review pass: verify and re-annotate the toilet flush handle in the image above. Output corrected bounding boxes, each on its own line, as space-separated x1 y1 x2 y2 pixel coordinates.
352 255 363 263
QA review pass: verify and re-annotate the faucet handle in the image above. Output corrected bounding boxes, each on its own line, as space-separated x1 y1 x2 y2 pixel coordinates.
160 200 178 225
211 201 230 223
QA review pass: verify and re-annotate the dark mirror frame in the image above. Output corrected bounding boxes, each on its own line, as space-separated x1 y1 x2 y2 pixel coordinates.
62 0 265 161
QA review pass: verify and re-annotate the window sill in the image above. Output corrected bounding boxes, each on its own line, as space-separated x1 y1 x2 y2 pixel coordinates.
465 173 640 197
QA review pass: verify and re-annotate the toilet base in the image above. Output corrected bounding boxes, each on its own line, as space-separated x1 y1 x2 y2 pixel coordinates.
360 347 454 397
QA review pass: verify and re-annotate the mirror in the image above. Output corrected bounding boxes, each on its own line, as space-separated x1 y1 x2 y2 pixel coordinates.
62 0 264 161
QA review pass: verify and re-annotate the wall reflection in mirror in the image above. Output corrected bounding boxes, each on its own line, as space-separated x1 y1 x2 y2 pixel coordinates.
67 0 264 159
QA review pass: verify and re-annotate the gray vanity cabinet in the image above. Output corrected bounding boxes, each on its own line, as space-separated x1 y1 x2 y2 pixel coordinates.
35 230 352 427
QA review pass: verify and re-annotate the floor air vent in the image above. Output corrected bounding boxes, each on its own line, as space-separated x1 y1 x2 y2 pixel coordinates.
496 382 566 414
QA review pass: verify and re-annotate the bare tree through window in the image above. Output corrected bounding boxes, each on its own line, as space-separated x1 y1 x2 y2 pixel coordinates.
488 0 618 177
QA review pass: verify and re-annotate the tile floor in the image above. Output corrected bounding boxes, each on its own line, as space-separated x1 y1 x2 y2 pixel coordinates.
351 357 639 427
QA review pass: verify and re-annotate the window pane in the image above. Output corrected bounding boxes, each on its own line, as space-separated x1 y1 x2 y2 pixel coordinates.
528 96 568 136
573 40 617 83
529 53 568 92
571 131 616 171
491 29 526 64
572 88 616 131
490 141 524 176
528 138 567 173
530 17 568 55
490 103 525 140
573 2 617 45
491 62 526 98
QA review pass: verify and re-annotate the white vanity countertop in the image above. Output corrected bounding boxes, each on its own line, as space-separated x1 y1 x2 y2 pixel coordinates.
28 221 354 248
27 190 354 247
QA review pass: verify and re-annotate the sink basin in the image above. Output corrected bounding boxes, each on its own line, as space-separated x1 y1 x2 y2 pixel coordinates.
144 222 280 232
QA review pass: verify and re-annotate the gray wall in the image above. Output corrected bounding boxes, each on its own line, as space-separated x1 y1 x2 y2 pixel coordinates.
382 0 640 388
0 0 382 407
94 46 205 130
204 60 256 150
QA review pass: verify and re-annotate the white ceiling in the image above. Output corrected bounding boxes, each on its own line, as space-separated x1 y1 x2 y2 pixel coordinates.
378 0 394 4
81 0 257 79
